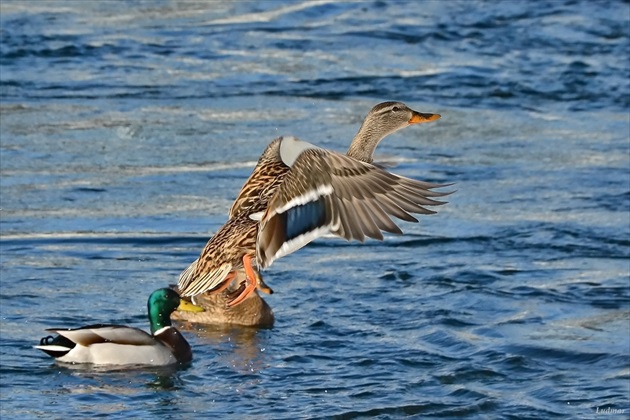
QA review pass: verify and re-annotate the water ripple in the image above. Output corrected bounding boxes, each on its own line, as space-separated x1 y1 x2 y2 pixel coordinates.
1 0 629 418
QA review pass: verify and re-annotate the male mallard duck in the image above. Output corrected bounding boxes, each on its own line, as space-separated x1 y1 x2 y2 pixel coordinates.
34 288 204 366
178 102 448 307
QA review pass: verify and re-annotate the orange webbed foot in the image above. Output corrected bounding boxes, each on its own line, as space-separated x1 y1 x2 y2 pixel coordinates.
251 263 273 294
257 275 274 295
227 255 259 307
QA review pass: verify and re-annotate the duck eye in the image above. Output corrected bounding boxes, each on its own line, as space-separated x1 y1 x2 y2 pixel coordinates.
392 106 400 112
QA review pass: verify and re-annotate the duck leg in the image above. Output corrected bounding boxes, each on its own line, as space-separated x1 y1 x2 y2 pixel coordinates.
195 272 237 305
228 255 259 307
207 271 236 294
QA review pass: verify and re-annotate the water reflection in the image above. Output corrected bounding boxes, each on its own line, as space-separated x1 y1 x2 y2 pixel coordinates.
34 363 190 417
42 361 188 391
179 321 271 375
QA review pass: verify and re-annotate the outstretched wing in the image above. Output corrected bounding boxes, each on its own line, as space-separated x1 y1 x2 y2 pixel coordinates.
257 147 451 268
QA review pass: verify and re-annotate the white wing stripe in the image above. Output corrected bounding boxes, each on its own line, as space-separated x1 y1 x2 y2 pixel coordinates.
264 225 331 267
275 184 333 215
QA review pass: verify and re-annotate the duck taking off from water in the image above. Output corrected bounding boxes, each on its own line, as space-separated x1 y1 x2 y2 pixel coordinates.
177 102 449 306
34 288 204 366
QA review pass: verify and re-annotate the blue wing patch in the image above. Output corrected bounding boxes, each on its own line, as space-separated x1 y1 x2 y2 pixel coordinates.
284 199 327 241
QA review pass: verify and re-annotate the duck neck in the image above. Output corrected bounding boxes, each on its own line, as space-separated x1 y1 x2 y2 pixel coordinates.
346 123 385 164
148 303 172 335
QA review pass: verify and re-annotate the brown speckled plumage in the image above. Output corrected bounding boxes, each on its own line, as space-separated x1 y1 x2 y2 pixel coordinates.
229 138 290 218
178 139 291 299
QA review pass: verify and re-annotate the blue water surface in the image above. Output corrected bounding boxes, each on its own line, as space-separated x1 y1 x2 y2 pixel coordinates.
1 1 629 418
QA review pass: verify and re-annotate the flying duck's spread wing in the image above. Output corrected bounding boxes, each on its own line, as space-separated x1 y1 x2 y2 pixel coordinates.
256 147 451 268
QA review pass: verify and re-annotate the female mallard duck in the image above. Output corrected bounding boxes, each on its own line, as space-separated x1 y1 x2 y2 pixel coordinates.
34 288 204 366
178 102 448 307
172 271 275 328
